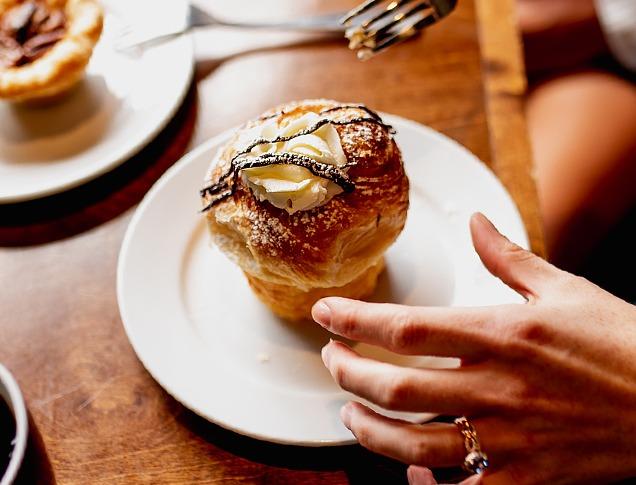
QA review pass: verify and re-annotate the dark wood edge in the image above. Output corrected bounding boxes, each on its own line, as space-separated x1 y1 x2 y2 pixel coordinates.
475 0 547 258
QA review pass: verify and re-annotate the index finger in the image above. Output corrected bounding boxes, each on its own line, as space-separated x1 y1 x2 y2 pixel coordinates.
312 297 522 359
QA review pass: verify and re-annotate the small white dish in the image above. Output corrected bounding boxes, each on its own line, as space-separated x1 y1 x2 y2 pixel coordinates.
117 114 529 446
0 364 28 485
0 0 193 203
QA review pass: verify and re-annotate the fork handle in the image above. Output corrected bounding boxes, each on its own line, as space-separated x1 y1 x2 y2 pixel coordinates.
207 14 346 34
117 12 346 52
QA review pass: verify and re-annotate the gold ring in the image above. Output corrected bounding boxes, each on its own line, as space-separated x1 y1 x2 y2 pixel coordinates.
454 416 489 475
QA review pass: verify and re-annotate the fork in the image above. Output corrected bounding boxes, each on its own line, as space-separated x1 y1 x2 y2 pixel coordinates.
116 4 347 52
342 0 457 60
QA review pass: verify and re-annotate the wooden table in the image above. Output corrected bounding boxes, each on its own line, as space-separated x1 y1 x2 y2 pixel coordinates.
0 0 544 483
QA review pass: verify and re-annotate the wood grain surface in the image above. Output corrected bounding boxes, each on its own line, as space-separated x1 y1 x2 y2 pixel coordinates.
475 0 546 257
0 0 542 483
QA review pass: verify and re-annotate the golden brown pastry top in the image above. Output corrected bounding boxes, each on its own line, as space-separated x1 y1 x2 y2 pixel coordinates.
0 0 66 69
202 100 410 290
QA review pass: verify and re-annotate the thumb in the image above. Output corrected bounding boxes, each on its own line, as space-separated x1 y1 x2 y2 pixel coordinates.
470 213 559 301
407 466 483 485
407 466 438 485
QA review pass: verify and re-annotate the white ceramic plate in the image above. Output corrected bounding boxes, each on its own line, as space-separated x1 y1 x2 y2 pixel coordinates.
0 0 193 203
117 115 529 446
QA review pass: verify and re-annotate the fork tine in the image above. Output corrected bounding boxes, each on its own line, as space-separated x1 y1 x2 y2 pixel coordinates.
340 0 384 25
364 2 431 43
356 11 436 60
345 0 456 59
358 0 417 29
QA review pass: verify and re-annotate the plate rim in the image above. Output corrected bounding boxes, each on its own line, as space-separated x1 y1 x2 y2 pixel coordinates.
117 114 529 446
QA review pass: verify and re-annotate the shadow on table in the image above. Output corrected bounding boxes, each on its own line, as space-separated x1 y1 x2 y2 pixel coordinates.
177 405 409 484
177 403 470 484
0 83 198 247
13 412 56 485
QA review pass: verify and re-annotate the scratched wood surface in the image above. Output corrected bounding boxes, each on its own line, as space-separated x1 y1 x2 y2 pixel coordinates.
0 0 542 483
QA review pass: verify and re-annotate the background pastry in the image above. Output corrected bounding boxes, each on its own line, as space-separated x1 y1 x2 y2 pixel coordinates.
0 0 103 103
201 99 409 320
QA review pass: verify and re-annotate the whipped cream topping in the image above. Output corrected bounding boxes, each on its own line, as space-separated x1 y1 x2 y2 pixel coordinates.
240 113 348 214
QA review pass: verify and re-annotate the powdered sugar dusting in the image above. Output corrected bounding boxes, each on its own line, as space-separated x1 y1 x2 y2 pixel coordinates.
202 99 409 286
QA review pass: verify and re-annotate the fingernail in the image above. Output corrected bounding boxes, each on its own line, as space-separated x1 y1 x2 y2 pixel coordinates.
406 467 416 483
406 467 417 484
472 212 488 226
473 212 498 232
407 466 436 484
312 301 331 327
321 341 332 367
340 403 353 427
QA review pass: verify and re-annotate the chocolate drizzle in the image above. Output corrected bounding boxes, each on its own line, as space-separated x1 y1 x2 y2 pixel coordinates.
200 105 394 212
235 153 355 191
201 152 356 211
320 104 386 124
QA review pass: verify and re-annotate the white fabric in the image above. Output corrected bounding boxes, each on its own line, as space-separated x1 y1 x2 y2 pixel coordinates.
595 0 636 71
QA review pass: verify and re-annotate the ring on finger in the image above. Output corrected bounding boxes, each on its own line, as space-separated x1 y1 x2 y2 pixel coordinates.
454 416 489 475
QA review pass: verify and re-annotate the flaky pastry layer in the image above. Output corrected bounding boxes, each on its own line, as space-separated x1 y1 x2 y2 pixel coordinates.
245 258 385 321
203 99 409 313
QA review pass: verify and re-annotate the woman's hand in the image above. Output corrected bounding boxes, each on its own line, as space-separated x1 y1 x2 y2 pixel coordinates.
516 0 608 73
312 213 636 484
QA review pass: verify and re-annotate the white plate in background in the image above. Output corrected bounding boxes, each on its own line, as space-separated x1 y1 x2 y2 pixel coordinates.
117 115 528 446
0 0 193 203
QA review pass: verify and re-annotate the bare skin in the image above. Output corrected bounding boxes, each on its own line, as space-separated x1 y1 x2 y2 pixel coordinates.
312 214 636 485
528 70 636 269
517 0 636 268
517 0 607 72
